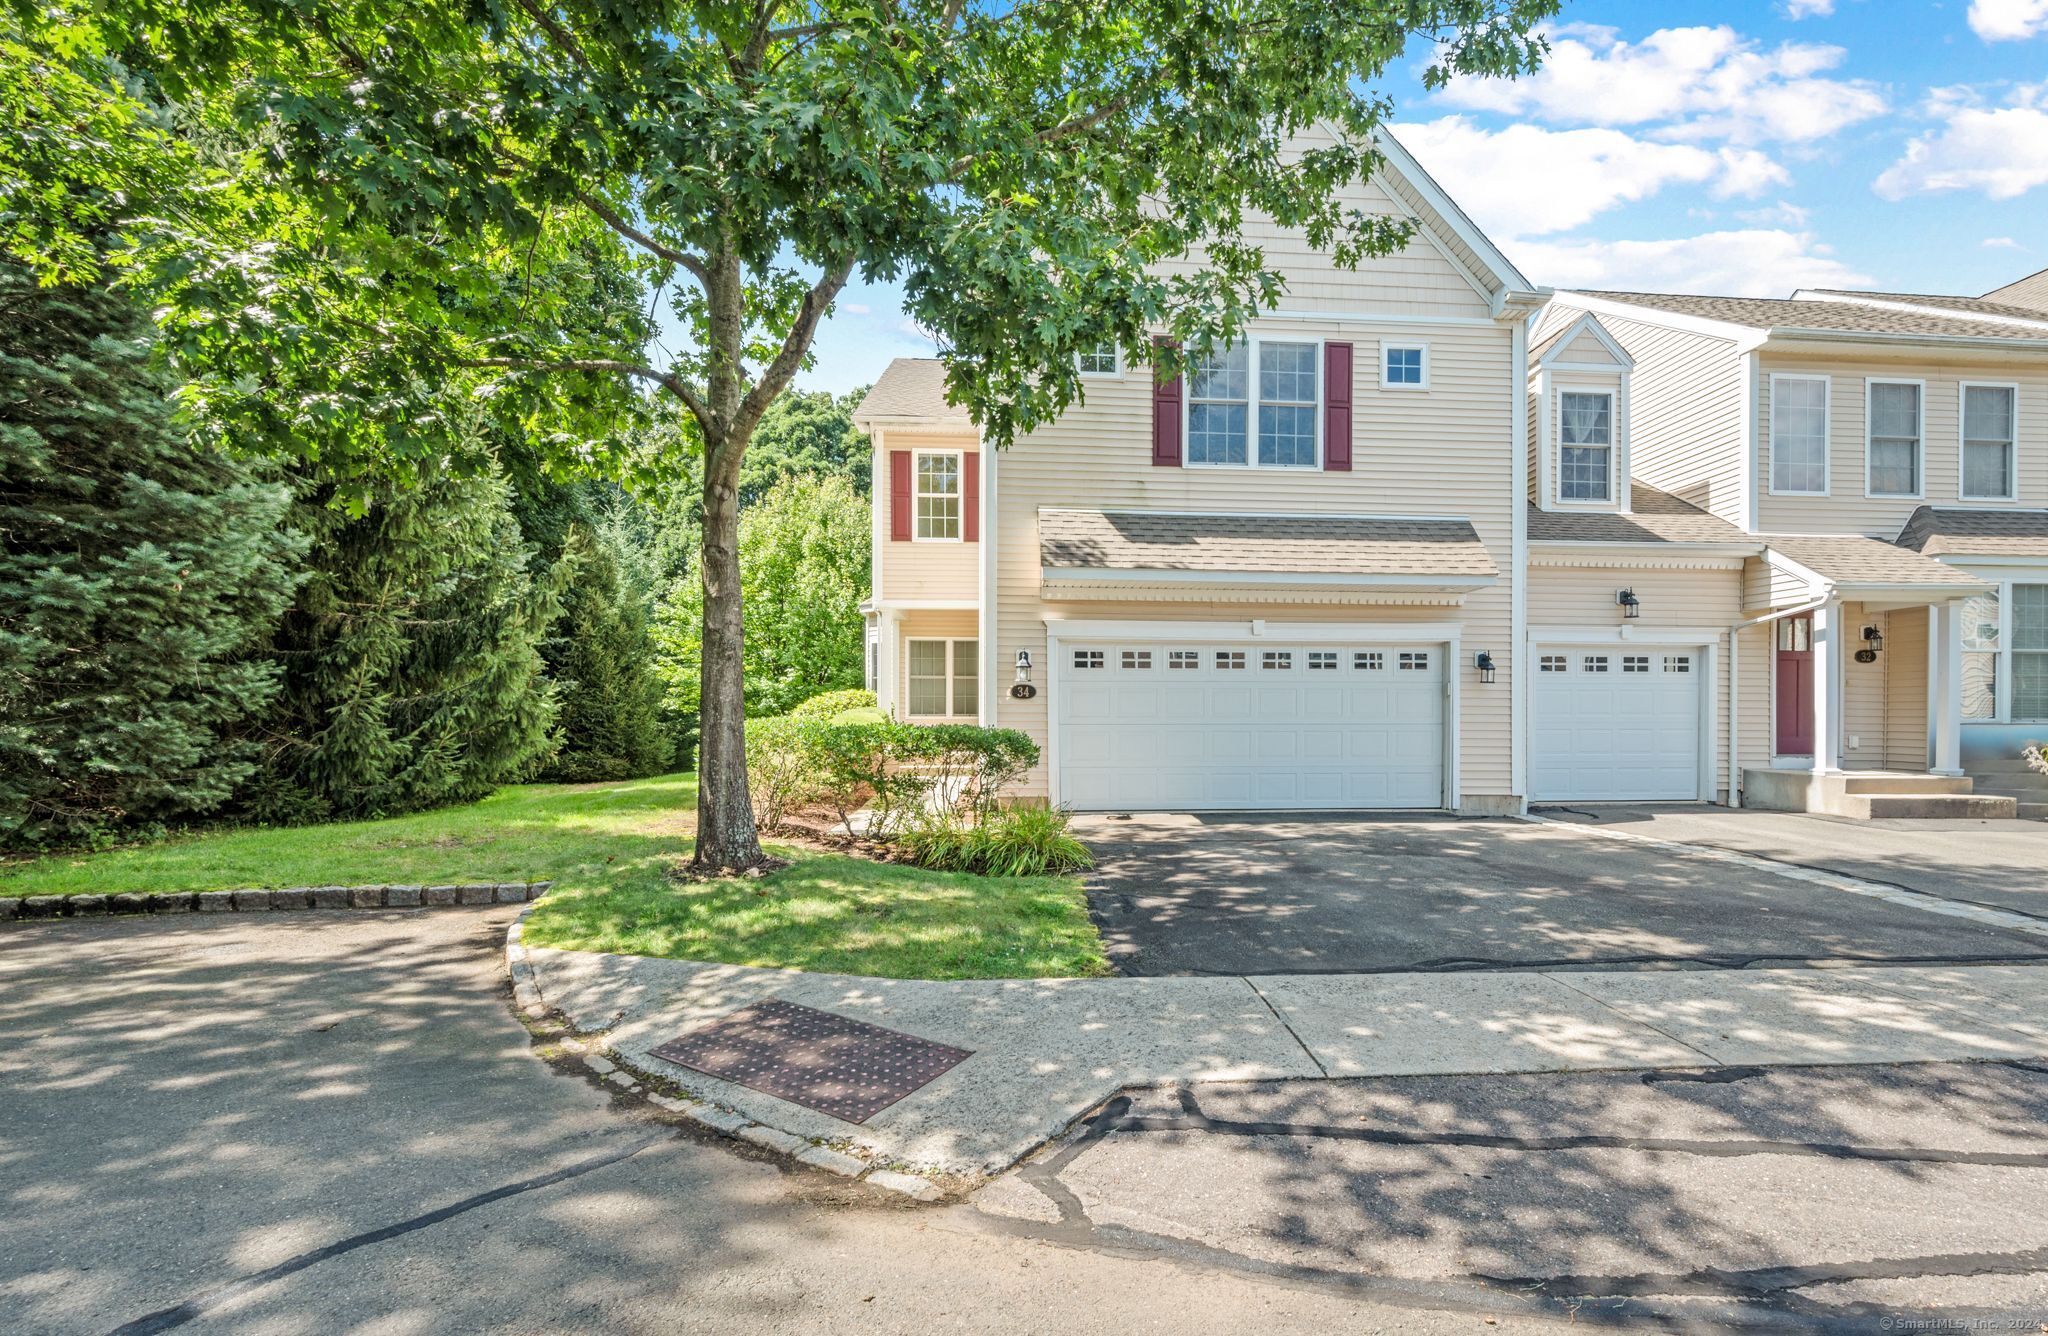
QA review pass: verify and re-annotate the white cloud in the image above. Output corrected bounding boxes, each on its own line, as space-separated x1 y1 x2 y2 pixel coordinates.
1509 229 1872 296
839 302 872 316
1875 85 2048 200
1984 236 2024 249
1395 117 1783 239
1969 0 2048 41
1784 0 1834 16
1435 24 1885 143
1737 200 1812 227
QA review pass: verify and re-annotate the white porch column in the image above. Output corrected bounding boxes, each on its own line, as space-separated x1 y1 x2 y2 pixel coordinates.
1812 600 1842 774
1931 601 1964 776
877 608 902 719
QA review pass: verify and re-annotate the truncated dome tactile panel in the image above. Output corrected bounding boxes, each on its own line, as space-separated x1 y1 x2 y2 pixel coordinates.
648 999 974 1124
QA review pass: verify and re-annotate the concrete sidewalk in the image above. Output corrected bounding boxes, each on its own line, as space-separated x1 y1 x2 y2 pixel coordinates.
527 944 2048 1178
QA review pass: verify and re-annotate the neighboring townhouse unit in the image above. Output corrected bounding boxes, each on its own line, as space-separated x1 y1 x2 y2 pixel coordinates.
1531 279 2048 817
857 130 1546 816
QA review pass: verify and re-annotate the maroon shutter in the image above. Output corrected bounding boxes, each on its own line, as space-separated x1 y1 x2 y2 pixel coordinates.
1324 342 1353 472
1151 337 1182 466
890 450 912 541
963 452 980 542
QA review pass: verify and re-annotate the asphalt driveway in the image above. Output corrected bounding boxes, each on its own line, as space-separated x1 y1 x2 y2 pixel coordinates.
1079 812 2048 975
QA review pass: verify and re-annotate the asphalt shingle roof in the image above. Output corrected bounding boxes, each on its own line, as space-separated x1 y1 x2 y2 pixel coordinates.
1039 509 1498 579
1574 290 2048 344
854 359 972 423
1897 506 2048 558
1799 289 2048 324
1527 485 1754 545
1764 535 1987 589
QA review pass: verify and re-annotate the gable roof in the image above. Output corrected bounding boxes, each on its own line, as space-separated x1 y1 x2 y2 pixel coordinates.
1987 266 2048 313
1530 311 1633 369
853 359 972 426
1897 506 2048 558
1039 508 1498 580
1529 484 1753 546
1569 290 2048 346
1374 128 1539 306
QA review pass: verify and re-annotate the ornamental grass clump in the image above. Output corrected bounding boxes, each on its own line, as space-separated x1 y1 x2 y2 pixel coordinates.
899 804 1093 878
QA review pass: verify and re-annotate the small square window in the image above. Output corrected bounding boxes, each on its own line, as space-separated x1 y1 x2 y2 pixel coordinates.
1355 651 1384 671
1307 651 1338 670
1262 650 1293 670
1216 650 1247 670
1384 345 1426 387
1623 655 1650 673
1073 649 1104 670
1540 655 1568 673
1120 649 1152 670
1399 652 1430 671
1168 650 1200 670
1077 344 1118 376
1584 655 1610 673
1664 655 1692 673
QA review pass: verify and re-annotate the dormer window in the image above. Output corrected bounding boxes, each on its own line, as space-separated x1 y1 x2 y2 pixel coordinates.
1558 390 1614 502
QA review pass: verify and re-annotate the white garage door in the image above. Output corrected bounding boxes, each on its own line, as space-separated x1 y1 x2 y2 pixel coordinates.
1055 640 1446 812
1531 646 1702 801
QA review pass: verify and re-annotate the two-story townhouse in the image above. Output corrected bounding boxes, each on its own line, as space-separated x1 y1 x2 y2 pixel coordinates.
855 130 1547 816
1526 280 2048 817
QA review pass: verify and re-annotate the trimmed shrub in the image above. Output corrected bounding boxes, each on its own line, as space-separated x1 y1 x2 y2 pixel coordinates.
789 688 879 721
742 716 1039 836
899 804 1094 877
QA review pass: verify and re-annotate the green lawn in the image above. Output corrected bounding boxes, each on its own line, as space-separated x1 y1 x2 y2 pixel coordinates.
0 773 1107 980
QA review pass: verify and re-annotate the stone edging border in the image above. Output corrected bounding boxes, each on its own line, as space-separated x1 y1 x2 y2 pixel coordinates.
501 907 945 1204
1 880 553 923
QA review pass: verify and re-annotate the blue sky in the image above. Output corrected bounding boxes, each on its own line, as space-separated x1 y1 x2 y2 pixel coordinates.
774 0 2048 394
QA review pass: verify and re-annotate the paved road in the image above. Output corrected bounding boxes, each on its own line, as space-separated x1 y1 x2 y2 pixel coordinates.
0 910 1495 1335
1080 813 2048 975
971 1063 2048 1328
1536 804 2048 919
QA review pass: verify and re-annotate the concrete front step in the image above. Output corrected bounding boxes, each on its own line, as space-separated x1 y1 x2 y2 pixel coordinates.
1967 778 2048 798
1839 793 2019 819
1839 772 1974 795
2020 803 2048 821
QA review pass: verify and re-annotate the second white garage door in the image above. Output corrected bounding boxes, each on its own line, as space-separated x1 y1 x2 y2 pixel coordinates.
1530 646 1703 801
1055 640 1446 811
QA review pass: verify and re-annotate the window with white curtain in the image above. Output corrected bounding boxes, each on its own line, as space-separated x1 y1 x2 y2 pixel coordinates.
1771 376 1829 494
1867 380 1922 497
907 638 977 717
1558 390 1613 501
1962 384 2017 501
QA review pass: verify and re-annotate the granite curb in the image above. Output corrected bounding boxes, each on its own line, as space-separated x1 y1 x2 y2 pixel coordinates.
501 909 946 1204
2 881 552 924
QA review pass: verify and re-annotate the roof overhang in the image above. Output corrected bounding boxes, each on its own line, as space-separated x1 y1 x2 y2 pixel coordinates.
1040 566 1494 606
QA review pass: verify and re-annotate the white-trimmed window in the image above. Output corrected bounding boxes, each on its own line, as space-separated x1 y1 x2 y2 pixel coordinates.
907 638 977 717
1077 344 1119 376
1866 379 1923 498
1962 383 2018 502
1963 592 1999 720
1383 343 1428 389
914 451 962 540
1961 584 2048 722
1770 375 1829 495
1558 389 1614 502
1186 340 1320 468
2019 585 2048 721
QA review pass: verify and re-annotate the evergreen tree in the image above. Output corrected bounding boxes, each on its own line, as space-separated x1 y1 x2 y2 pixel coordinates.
0 262 303 848
247 463 560 822
536 526 670 782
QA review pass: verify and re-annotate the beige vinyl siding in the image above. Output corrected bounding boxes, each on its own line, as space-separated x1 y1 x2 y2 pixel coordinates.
1558 328 1625 365
1744 556 1818 612
1884 606 1930 769
1840 603 1886 771
893 610 979 722
1756 351 2048 534
993 315 1517 804
1587 310 1749 525
875 429 980 604
1527 565 1766 793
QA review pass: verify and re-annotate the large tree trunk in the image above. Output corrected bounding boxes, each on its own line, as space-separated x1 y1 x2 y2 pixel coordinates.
690 431 765 873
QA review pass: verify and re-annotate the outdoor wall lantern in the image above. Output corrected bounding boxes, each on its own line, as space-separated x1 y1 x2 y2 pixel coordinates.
1617 588 1642 619
1010 649 1037 700
1474 651 1497 684
1857 625 1883 664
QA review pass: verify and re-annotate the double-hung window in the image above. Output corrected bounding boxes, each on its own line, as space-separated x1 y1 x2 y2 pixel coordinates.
2018 585 2048 722
1962 383 2018 502
914 452 961 540
1960 584 2048 722
1557 390 1613 502
1866 380 1923 497
1771 375 1829 495
1186 341 1319 468
906 638 977 717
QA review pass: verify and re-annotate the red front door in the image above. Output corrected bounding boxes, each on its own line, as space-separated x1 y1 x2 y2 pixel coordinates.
1776 616 1814 756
